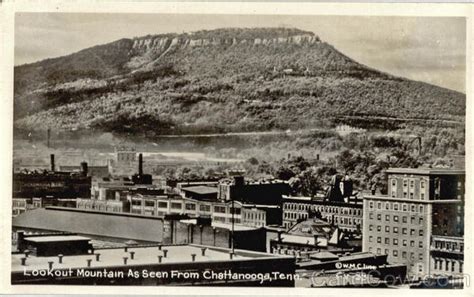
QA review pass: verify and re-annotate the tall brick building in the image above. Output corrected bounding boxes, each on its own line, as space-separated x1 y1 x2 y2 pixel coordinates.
362 168 464 277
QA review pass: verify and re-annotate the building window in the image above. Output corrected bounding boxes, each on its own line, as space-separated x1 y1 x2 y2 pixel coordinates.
403 204 408 211
410 180 414 188
369 236 373 242
394 215 399 222
411 205 416 212
171 202 182 209
231 208 241 215
419 205 424 213
410 192 414 199
369 225 373 231
377 248 381 255
377 237 381 243
403 179 408 187
419 241 423 248
214 206 226 213
411 217 415 224
421 181 425 189
392 179 397 187
185 203 196 210
419 217 424 224
384 249 389 255
419 253 423 260
402 228 407 235
421 193 425 200
393 250 398 257
393 239 398 245
419 230 423 236
377 202 382 209
403 240 407 246
393 227 399 233
394 203 399 211
402 251 407 259
385 238 390 244
402 216 407 223
410 229 415 236
385 215 390 222
377 225 382 232
145 200 155 207
410 241 415 247
385 226 390 233
369 201 374 209
377 214 381 221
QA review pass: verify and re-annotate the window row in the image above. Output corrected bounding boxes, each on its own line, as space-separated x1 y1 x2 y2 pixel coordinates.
368 247 424 261
368 236 423 248
284 203 362 216
433 258 463 273
368 212 424 225
368 225 423 236
368 201 424 213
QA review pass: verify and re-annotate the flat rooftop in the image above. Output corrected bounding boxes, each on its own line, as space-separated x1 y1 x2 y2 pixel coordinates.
181 186 218 195
386 167 465 175
13 244 284 273
24 235 91 243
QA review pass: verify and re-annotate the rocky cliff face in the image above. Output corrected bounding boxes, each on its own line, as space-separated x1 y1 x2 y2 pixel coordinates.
126 31 321 69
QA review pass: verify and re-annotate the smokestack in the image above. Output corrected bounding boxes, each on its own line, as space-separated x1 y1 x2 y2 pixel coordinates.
81 161 88 176
138 153 143 175
50 154 55 172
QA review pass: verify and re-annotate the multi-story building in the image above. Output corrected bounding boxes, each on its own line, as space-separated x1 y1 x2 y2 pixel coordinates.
241 205 281 227
58 165 110 178
282 196 363 231
430 235 464 276
13 155 91 199
76 199 129 213
217 176 290 205
362 168 464 277
126 193 282 228
115 146 136 164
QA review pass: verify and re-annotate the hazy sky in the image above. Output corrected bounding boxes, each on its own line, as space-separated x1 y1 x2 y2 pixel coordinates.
15 13 466 93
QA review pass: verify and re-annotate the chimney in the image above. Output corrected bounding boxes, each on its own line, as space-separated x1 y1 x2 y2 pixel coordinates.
81 161 88 176
17 231 26 251
138 153 143 175
50 154 55 172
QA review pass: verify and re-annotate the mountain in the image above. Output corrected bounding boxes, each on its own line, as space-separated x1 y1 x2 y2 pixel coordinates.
14 27 465 135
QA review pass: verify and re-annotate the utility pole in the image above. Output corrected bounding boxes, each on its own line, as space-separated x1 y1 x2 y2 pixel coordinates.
231 195 235 253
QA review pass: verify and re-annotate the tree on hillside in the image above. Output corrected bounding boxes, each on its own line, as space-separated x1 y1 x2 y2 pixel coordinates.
289 167 323 197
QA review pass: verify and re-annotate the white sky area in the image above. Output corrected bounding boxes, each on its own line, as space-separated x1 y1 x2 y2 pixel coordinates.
15 13 466 93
